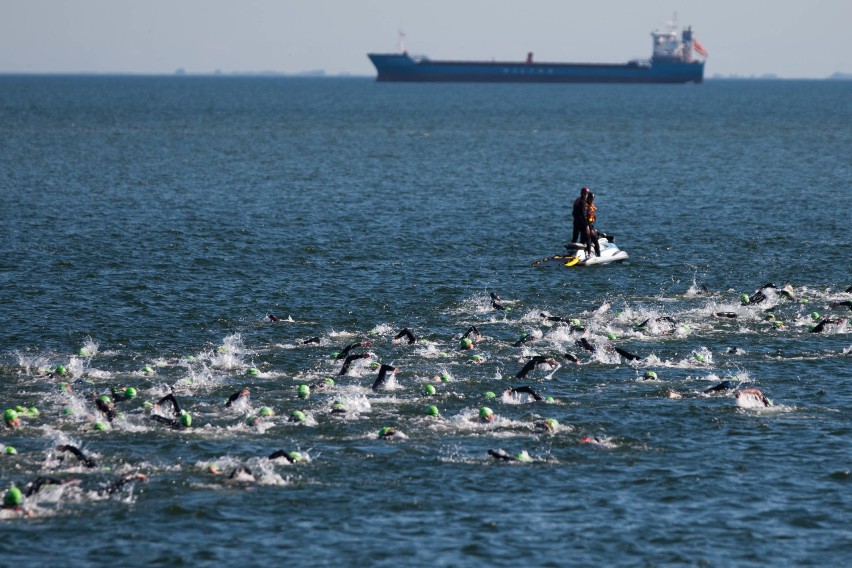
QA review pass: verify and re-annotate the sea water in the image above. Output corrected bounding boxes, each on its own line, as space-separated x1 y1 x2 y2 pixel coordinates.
0 76 850 566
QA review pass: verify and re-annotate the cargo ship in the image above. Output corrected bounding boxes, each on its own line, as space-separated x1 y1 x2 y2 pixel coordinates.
368 24 706 84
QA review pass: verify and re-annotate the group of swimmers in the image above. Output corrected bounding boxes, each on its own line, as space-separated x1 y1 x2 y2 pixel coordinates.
3 282 849 512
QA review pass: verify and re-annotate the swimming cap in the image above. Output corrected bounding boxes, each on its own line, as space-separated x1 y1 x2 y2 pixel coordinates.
470 355 483 362
695 354 705 362
245 415 258 426
773 321 784 328
59 382 70 392
124 387 137 399
570 319 581 327
329 352 339 360
247 368 259 376
801 298 809 303
79 348 88 356
607 332 617 341
55 365 67 376
426 405 439 417
5 446 17 455
440 373 451 382
288 451 303 462
143 401 153 410
141 365 153 373
256 406 272 418
180 412 192 427
484 391 496 399
519 333 528 340
332 401 346 411
4 487 23 507
645 371 658 380
460 338 473 349
323 378 335 387
811 312 820 320
515 450 532 462
544 418 559 430
94 421 107 431
378 426 394 437
297 385 310 399
545 396 555 403
423 384 437 396
26 407 38 417
63 407 74 415
99 395 112 404
740 294 750 304
290 410 306 422
765 313 776 320
479 406 494 420
4 409 18 423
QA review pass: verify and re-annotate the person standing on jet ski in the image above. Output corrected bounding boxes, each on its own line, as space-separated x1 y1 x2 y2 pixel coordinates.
584 192 601 258
571 187 590 243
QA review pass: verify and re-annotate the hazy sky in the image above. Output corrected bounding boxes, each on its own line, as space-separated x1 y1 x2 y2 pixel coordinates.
1 0 850 78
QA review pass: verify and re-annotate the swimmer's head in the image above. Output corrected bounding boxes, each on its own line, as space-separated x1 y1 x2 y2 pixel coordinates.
259 406 274 417
247 367 259 376
297 385 310 399
484 391 496 399
378 426 395 438
515 450 532 462
811 311 820 320
329 352 339 360
180 411 192 427
460 338 473 350
607 332 617 341
479 406 494 421
740 293 750 305
4 409 18 424
124 387 137 399
288 451 303 462
369 361 380 369
470 355 483 363
426 405 439 417
4 486 23 508
439 373 451 382
423 384 437 396
644 371 658 380
545 396 555 403
323 378 335 387
5 446 17 455
581 187 589 195
290 410 306 423
93 421 107 431
543 418 559 431
55 365 67 377
331 401 346 412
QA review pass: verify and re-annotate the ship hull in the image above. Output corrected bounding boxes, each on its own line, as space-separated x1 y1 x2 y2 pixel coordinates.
368 54 704 84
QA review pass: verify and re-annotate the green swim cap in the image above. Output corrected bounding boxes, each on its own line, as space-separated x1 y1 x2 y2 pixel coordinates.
545 396 555 403
378 426 394 437
329 352 339 360
247 367 259 376
323 378 335 387
426 405 439 417
63 407 74 415
245 415 258 426
740 293 750 304
290 410 306 422
141 365 153 373
59 382 70 392
259 406 274 417
26 406 38 417
470 355 483 362
801 298 809 303
808 324 816 331
297 385 310 399
519 333 528 340
765 313 776 320
607 332 617 341
143 401 153 410
484 391 496 399
288 451 303 462
124 387 137 399
440 373 451 382
811 311 820 320
5 446 17 455
544 418 559 430
479 406 494 419
695 354 705 362
423 384 437 396
180 412 192 427
645 371 658 380
55 365 67 376
99 395 112 404
4 409 18 423
570 319 581 327
515 450 532 462
332 401 346 411
94 421 107 431
4 486 23 507
773 321 784 328
460 338 473 349
14 406 25 413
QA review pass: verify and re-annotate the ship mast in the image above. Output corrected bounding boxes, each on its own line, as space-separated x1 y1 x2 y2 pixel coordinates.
398 30 407 54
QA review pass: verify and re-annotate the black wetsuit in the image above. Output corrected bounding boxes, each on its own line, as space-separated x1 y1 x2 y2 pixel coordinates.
505 385 544 401
155 393 182 416
490 292 507 311
338 353 372 375
613 346 642 361
150 414 186 430
56 445 97 468
515 356 558 379
371 364 397 391
268 450 301 463
225 388 249 407
394 328 417 344
462 326 481 340
571 196 586 243
25 477 66 497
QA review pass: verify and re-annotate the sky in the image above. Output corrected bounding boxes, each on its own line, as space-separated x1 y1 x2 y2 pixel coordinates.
1 0 850 78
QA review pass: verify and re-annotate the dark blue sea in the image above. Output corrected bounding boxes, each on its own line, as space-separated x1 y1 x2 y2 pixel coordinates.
1 76 850 566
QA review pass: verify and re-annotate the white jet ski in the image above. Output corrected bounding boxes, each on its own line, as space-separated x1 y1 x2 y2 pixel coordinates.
532 233 629 267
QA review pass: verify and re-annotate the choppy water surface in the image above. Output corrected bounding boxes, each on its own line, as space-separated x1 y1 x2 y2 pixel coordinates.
0 76 850 566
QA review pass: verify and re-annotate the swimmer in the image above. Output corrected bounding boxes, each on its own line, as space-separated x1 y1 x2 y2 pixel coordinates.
93 394 117 422
612 346 642 361
829 300 852 311
513 333 536 347
225 388 250 407
301 337 321 345
338 352 373 375
639 371 658 381
504 385 544 401
393 328 417 344
490 292 507 311
540 312 570 323
563 353 581 364
56 444 97 468
150 412 192 430
515 356 559 379
576 337 595 352
377 426 402 439
24 476 77 497
487 449 531 462
110 386 138 402
736 388 772 407
462 326 482 342
535 418 559 432
309 377 335 391
810 317 845 333
335 341 373 361
4 408 22 428
635 316 678 335
227 465 255 482
478 406 495 422
371 364 397 391
330 400 347 414
268 450 304 463
101 472 148 495
267 314 281 322
704 380 737 393
667 380 737 399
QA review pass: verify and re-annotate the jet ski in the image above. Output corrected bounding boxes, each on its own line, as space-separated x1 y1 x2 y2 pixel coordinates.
532 234 628 267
